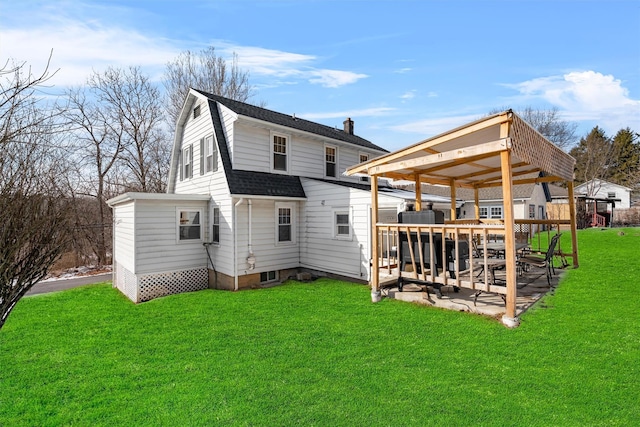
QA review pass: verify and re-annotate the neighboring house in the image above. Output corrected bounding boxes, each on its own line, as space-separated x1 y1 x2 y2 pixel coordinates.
574 179 632 209
108 90 448 303
399 177 551 223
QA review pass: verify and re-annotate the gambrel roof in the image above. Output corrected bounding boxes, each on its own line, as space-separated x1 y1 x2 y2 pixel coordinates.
194 89 388 153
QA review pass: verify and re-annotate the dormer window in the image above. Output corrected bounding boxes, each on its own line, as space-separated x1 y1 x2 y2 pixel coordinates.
325 145 337 178
193 105 201 119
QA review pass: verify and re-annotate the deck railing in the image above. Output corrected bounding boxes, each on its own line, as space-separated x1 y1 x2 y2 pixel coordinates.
375 219 574 294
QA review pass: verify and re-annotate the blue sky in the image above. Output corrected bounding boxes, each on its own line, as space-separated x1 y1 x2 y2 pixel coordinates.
1 0 639 151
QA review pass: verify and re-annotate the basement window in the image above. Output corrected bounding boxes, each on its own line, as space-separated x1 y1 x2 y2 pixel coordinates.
260 271 277 283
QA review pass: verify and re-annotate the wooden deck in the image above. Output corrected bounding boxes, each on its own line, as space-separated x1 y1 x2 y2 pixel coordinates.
379 267 564 319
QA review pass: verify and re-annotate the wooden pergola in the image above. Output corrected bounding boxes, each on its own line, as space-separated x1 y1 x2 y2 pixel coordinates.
346 110 578 326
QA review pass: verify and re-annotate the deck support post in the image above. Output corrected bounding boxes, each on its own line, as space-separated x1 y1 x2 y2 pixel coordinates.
499 123 519 326
567 181 579 267
474 187 480 220
370 175 380 302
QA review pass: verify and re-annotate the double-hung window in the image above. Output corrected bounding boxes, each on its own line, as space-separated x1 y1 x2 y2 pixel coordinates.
201 135 217 174
272 133 288 172
211 206 220 244
275 203 295 244
181 145 193 180
178 210 201 241
479 207 488 219
490 206 503 219
325 145 337 178
359 153 369 182
333 208 352 240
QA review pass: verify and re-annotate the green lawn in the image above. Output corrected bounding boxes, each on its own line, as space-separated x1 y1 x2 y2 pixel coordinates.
1 228 639 426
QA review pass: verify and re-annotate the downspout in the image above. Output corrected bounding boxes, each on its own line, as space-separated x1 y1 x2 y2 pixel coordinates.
246 200 256 270
233 198 244 291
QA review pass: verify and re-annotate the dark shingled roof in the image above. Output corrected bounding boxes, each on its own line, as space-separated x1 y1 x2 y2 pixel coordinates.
208 99 306 199
194 89 388 153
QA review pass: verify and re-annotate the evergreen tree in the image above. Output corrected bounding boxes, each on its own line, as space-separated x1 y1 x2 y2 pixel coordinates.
609 128 640 189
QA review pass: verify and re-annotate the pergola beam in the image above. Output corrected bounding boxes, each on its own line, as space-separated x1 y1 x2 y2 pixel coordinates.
367 138 511 176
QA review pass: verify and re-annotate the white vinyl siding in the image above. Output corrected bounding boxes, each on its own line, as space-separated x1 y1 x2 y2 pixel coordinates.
300 178 401 281
134 199 209 275
112 200 135 272
234 200 300 275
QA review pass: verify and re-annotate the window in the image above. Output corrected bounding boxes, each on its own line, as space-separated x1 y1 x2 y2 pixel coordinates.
275 203 295 244
359 153 369 182
178 210 201 241
278 207 291 242
182 145 193 180
272 133 288 172
325 145 337 177
333 209 352 240
260 271 277 283
529 204 536 219
193 105 201 119
607 192 616 198
479 207 488 219
201 135 217 174
490 206 503 219
211 206 220 244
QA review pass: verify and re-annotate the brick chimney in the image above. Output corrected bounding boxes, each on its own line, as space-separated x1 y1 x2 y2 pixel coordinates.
343 117 354 135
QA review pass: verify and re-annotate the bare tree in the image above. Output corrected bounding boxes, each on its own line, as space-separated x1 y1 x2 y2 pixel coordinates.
1 54 71 329
64 76 125 265
489 106 578 150
92 67 169 192
569 126 615 195
164 47 254 125
518 106 578 150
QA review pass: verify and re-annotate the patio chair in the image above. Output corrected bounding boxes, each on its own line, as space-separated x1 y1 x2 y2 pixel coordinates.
517 233 562 287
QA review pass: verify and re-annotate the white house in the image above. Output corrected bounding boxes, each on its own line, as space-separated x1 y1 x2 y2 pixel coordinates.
574 179 632 209
108 90 450 302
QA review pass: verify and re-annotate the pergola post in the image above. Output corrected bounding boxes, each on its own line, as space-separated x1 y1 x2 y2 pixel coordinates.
370 175 381 302
450 179 457 221
474 187 480 220
567 181 579 267
415 173 422 211
500 123 519 327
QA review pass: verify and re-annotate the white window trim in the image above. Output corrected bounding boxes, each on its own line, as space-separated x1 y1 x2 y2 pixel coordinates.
275 202 296 245
490 206 503 219
332 207 353 241
324 144 337 179
176 208 203 243
270 131 290 174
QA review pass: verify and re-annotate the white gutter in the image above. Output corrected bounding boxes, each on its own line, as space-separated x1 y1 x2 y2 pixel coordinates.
233 198 244 291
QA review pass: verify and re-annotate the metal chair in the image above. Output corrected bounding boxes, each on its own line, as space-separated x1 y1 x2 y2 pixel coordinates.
517 233 562 287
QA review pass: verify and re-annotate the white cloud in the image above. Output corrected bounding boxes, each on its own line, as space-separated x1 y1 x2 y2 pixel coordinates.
395 67 412 74
506 71 640 133
0 4 368 90
0 6 179 87
400 90 416 100
300 107 396 120
219 43 367 88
